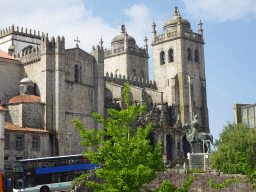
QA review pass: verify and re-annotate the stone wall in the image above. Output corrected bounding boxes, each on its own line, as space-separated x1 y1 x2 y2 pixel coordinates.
72 168 256 192
70 167 106 192
0 58 21 104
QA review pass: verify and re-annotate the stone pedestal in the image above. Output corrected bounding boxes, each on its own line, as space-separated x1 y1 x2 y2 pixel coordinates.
189 153 211 170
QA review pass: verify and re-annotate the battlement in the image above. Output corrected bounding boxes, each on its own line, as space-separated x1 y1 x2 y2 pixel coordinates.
0 25 42 39
13 46 40 64
40 33 65 55
104 45 148 58
104 72 157 90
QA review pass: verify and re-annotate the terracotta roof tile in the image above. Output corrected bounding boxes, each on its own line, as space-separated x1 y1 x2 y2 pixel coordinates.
0 105 8 111
6 95 41 104
0 49 19 60
4 122 49 133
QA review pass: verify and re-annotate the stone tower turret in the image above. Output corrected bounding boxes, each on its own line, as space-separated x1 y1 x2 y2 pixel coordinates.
104 24 149 79
40 33 66 156
91 38 105 137
152 6 209 133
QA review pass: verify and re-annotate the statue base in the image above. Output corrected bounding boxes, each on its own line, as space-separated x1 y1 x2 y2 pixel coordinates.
189 153 211 170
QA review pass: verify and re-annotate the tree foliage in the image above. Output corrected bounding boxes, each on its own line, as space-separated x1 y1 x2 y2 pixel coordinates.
210 122 256 175
72 82 195 192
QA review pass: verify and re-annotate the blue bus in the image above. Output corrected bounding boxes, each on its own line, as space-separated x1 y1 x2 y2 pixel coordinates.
12 154 100 192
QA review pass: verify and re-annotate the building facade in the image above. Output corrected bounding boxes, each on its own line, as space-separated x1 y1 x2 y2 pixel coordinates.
233 103 256 128
0 6 210 172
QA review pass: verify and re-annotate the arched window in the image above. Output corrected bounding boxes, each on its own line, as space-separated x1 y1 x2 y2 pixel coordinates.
187 48 191 60
132 69 136 77
195 50 199 62
160 51 165 65
140 70 144 79
21 45 33 55
168 49 174 62
75 64 79 83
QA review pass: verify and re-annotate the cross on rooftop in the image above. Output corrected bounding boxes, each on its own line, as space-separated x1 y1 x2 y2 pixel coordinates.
74 37 80 48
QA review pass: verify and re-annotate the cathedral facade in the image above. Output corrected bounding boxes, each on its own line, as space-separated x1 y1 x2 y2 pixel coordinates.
0 6 209 172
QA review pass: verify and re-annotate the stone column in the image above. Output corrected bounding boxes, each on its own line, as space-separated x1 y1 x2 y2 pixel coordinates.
158 131 163 154
174 133 177 159
0 107 8 174
163 130 167 156
180 135 184 158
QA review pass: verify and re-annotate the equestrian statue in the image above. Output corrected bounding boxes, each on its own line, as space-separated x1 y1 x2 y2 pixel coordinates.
183 114 213 153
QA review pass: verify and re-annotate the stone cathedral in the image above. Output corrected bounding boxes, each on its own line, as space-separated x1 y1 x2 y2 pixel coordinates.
0 6 209 171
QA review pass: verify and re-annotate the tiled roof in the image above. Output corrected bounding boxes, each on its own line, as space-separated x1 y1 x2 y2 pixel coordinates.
4 122 49 133
0 105 8 111
6 95 41 104
0 49 19 60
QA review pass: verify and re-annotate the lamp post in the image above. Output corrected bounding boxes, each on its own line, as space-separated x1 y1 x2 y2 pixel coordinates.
68 132 73 155
203 140 210 171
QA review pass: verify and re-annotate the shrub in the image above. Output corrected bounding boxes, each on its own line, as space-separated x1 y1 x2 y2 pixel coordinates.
71 173 90 190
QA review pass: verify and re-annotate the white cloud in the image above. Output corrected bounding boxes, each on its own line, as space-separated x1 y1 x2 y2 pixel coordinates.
182 0 256 21
0 1 163 79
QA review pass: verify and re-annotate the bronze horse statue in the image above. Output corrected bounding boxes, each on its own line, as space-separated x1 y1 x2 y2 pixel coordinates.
183 115 213 153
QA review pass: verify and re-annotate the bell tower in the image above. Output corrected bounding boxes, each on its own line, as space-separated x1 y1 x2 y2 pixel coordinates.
152 7 209 133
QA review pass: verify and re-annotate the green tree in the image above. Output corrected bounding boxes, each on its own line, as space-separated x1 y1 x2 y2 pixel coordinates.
72 82 195 192
210 122 256 174
207 122 256 190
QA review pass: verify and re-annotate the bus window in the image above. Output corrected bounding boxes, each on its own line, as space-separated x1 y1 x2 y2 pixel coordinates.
45 160 56 167
24 161 35 170
36 161 46 168
59 159 68 166
51 173 60 183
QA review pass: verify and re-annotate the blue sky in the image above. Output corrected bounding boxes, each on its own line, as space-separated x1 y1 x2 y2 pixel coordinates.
1 0 256 150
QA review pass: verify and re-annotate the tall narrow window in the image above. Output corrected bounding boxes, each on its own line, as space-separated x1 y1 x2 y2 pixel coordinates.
168 49 174 62
195 50 199 62
241 108 248 126
160 51 165 65
15 136 23 149
248 107 254 128
32 136 40 149
75 64 79 83
187 48 191 60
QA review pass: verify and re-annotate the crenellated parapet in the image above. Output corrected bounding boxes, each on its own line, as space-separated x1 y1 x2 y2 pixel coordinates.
0 25 42 39
104 45 148 58
104 72 157 90
40 33 65 55
13 33 65 65
91 44 104 63
13 46 40 65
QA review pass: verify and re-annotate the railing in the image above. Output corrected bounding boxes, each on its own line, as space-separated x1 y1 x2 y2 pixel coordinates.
104 46 147 57
183 32 201 41
153 30 203 43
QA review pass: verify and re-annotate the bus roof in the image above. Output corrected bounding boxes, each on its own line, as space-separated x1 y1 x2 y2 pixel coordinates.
19 154 84 162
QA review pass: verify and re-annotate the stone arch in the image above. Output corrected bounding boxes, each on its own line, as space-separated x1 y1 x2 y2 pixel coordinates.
168 49 174 63
115 69 119 76
74 61 82 83
146 132 155 153
21 45 33 55
166 133 173 161
183 135 190 158
160 51 165 65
